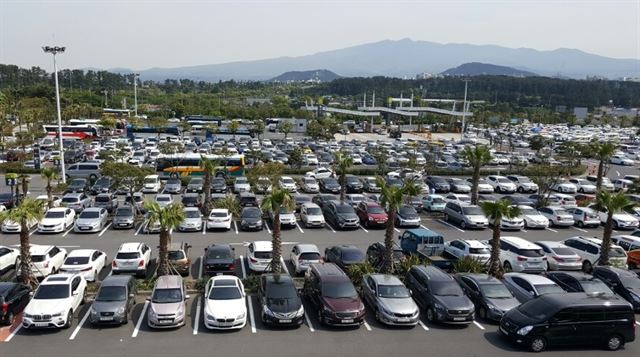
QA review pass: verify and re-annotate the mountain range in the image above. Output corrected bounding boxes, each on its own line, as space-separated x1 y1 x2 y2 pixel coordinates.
107 38 639 81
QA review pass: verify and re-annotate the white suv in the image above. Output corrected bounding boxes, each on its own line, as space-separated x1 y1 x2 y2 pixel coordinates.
588 204 640 230
486 175 516 194
568 178 596 193
444 239 490 264
0 245 19 273
112 242 152 278
246 241 273 272
299 202 325 228
507 175 538 193
488 236 546 273
22 274 87 329
29 245 68 278
289 244 322 275
563 236 628 272
142 174 161 193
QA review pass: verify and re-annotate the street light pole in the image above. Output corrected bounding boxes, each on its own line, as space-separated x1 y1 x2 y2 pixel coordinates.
42 45 67 183
461 79 470 141
133 73 139 117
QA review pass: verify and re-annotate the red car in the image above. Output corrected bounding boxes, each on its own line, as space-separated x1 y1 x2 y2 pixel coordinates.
356 201 388 228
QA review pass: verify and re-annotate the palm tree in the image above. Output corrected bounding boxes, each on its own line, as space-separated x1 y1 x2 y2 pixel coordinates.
0 198 45 286
589 141 617 191
260 187 294 274
143 201 185 276
592 191 634 268
402 178 422 204
479 199 521 278
228 120 239 141
41 167 59 209
333 152 353 201
377 177 406 274
460 145 492 204
200 155 220 215
213 194 241 219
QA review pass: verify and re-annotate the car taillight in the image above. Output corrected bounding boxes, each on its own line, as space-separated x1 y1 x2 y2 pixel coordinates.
249 257 258 263
517 256 527 261
556 216 562 220
112 260 117 267
2 302 8 314
553 256 564 262
228 263 235 271
138 260 144 267
82 267 92 271
44 262 49 268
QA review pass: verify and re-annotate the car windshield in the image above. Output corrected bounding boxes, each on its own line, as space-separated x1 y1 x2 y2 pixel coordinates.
185 210 200 218
95 196 110 203
518 177 531 183
79 211 99 219
152 288 183 303
551 247 576 256
462 206 483 215
580 280 613 294
207 248 231 259
210 211 228 218
497 178 510 183
336 205 354 214
243 209 261 218
157 196 171 202
621 276 640 289
144 178 157 184
522 208 539 215
480 283 513 299
431 197 446 204
322 282 358 299
534 284 565 295
209 286 242 300
65 257 89 265
266 282 298 300
190 178 203 185
610 247 627 257
279 207 293 214
306 207 322 215
555 209 569 215
341 249 364 262
281 178 294 184
45 211 65 218
96 286 127 302
518 249 544 257
368 206 385 214
61 197 78 203
167 179 180 185
116 252 140 260
116 208 132 216
34 284 69 299
431 281 463 296
377 284 410 298
469 247 490 254
517 298 554 320
168 251 185 260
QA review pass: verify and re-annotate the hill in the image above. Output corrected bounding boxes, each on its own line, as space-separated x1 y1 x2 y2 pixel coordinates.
440 62 537 77
269 69 341 82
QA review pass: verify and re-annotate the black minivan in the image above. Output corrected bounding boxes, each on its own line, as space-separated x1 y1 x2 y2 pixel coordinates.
500 293 636 352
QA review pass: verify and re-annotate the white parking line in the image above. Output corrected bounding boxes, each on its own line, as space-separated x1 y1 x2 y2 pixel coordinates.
573 227 588 233
363 321 372 331
132 301 149 338
304 311 315 332
616 170 620 177
394 228 401 233
265 222 272 234
246 296 257 334
296 222 305 234
198 256 204 279
4 324 22 342
192 299 201 335
69 308 91 340
280 257 289 275
202 224 207 235
436 219 465 233
636 321 640 326
98 222 112 237
29 228 37 236
234 221 239 235
420 225 429 230
360 225 369 233
325 223 336 233
473 321 485 330
418 320 429 331
239 256 247 279
521 229 528 233
169 228 173 235
62 226 74 237
546 227 558 233
134 221 146 236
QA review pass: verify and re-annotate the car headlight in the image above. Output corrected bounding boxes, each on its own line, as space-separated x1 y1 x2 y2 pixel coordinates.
322 306 334 315
52 311 65 317
263 305 274 316
488 304 501 312
630 292 640 303
206 314 215 321
379 306 392 315
117 306 126 315
241 220 247 225
149 309 157 318
237 312 246 319
433 303 445 311
295 306 304 317
517 325 534 336
90 308 98 316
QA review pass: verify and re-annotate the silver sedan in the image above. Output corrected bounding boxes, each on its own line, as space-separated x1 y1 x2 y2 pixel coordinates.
360 274 420 326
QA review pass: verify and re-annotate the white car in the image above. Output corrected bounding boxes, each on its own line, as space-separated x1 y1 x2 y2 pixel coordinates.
303 154 319 166
233 177 251 193
29 245 68 278
178 207 203 231
207 208 232 230
507 175 539 194
588 204 640 230
565 207 601 228
112 242 152 278
486 175 516 193
305 167 334 179
271 208 297 227
533 241 582 271
550 193 577 208
537 206 575 227
563 236 628 272
611 154 634 166
73 207 109 233
142 174 162 193
22 274 87 329
470 178 494 194
37 207 76 233
203 276 247 330
2 216 38 233
246 241 273 272
299 202 325 228
551 181 577 194
278 176 298 193
614 178 634 192
289 244 322 275
300 177 319 193
35 194 61 208
568 178 596 193
0 245 19 273
496 215 525 231
155 194 174 208
444 239 490 264
518 205 549 229
445 193 471 204
60 249 107 282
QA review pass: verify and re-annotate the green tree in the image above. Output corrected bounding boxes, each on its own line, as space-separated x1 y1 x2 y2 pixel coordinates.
376 177 406 274
41 167 59 208
200 155 220 215
480 200 521 278
228 120 240 141
213 194 241 219
252 120 265 140
591 191 634 269
588 140 617 191
279 120 293 139
260 187 295 273
333 151 353 201
143 201 185 276
460 145 492 204
0 198 45 286
288 147 303 169
528 135 549 153
101 162 153 215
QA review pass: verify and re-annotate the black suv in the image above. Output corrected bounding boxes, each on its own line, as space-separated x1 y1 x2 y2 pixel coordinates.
500 293 636 352
66 178 89 194
405 265 475 324
91 176 113 195
211 177 227 193
322 201 359 230
545 271 614 295
344 175 363 193
592 266 640 312
203 244 235 276
237 192 259 208
324 245 365 271
319 177 341 194
259 274 304 326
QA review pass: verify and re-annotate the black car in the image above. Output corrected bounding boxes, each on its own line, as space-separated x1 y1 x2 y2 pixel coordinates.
311 194 337 210
323 201 359 230
366 242 405 271
545 271 614 295
454 273 520 322
237 192 259 208
203 244 235 276
0 193 20 209
91 176 113 195
426 176 450 193
211 177 227 193
186 177 203 193
181 193 202 208
319 177 341 194
259 274 304 326
499 293 636 352
345 175 364 193
502 196 535 207
240 206 263 231
592 266 640 312
405 265 475 324
0 282 30 325
324 245 365 271
66 178 89 193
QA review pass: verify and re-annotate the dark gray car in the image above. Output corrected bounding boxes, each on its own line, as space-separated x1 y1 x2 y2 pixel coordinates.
240 207 263 231
211 177 227 193
89 275 136 325
113 206 135 229
454 273 520 322
186 177 203 193
322 201 359 230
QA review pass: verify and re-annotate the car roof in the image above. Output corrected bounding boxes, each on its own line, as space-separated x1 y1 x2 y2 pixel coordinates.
460 240 487 248
458 273 501 284
295 244 320 253
183 207 200 212
63 192 83 198
118 242 143 252
47 207 69 213
534 293 632 310
100 275 133 287
80 207 103 213
594 265 638 278
41 274 75 284
154 275 182 289
311 262 348 280
534 240 566 248
501 236 542 249
67 249 97 257
251 241 272 251
505 272 554 284
263 273 294 285
414 265 451 281
369 274 402 285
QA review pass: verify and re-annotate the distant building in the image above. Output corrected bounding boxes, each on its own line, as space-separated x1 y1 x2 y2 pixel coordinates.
573 107 588 120
415 72 435 80
555 105 567 113
270 118 308 133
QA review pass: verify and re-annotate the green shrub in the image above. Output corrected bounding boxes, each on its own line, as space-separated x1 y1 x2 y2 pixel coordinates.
453 256 488 274
393 255 426 279
346 261 375 287
242 274 261 294
136 276 158 291
0 163 40 174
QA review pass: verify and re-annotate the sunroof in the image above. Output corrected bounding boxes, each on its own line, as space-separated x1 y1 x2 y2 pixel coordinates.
213 279 236 287
47 277 68 281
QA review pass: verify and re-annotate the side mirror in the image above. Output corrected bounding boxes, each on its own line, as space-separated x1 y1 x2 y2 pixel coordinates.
29 291 34 297
129 293 135 298
185 294 191 300
145 297 151 301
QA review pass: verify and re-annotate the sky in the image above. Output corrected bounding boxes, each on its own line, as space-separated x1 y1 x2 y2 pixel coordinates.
1 0 639 71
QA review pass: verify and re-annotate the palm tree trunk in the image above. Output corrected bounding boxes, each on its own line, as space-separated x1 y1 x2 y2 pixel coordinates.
340 172 345 202
471 167 480 205
600 213 613 266
596 159 604 191
488 220 503 278
157 229 170 276
382 210 396 274
46 178 53 209
18 220 33 285
202 171 211 215
271 213 282 273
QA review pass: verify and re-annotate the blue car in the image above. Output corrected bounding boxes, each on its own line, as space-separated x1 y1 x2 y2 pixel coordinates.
362 155 377 165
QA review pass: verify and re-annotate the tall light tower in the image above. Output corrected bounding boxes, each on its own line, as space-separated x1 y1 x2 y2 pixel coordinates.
133 73 140 117
460 79 470 141
42 45 67 183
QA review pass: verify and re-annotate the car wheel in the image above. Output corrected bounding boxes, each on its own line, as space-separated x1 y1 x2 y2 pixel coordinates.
5 312 15 325
517 187 523 193
529 336 547 352
478 307 487 321
503 261 513 272
577 220 584 228
443 213 449 222
426 307 435 322
63 310 73 329
523 220 529 229
613 221 619 230
579 188 584 193
374 308 382 322
606 334 624 350
460 221 466 229
317 309 324 325
582 260 593 273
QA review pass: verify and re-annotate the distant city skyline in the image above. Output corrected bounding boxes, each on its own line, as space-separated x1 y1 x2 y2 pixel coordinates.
1 0 638 70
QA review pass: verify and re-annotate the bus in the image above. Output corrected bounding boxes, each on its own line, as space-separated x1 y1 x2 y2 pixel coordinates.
126 125 181 139
155 153 245 179
43 124 103 140
185 115 222 126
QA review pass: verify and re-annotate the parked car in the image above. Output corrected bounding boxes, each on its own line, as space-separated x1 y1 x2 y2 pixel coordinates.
569 178 597 193
163 178 182 194
289 244 322 276
61 192 92 213
443 202 488 229
89 275 136 326
278 176 298 193
537 206 575 227
21 273 86 329
203 275 246 330
361 274 419 326
311 193 338 209
545 271 613 295
588 203 640 230
486 175 516 194
365 242 405 271
233 176 251 193
507 175 538 193
470 178 494 194
246 241 273 272
240 207 263 231
177 207 203 232
324 245 365 271
255 176 272 194
0 246 19 274
533 241 582 271
186 177 204 193
181 193 202 208
503 273 564 303
363 176 381 193
60 249 107 282
395 205 421 227
206 208 232 230
319 177 341 194
565 207 600 228
425 176 450 193
66 178 89 193
422 194 447 212
259 274 304 326
203 244 235 276
454 273 519 322
611 235 640 268
444 239 490 264
113 206 135 229
91 176 114 195
490 236 546 273
300 177 319 193
592 266 640 312
299 202 325 228
111 242 152 278
563 236 628 272
37 207 76 233
447 178 471 193
147 275 189 329
323 201 359 230
550 180 577 194
517 205 549 229
142 175 161 194
356 201 387 228
0 282 30 325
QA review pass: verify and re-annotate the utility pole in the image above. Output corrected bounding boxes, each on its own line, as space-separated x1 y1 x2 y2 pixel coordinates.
461 79 470 141
42 45 67 183
102 89 108 107
133 73 140 117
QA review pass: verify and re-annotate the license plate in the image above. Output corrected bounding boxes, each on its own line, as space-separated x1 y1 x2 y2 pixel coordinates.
34 322 49 327
80 227 91 230
341 319 354 324
158 319 172 324
279 319 292 323
453 317 465 321
118 223 128 227
100 317 114 321
396 317 409 322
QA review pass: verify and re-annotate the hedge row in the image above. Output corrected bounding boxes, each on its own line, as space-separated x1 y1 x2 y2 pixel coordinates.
0 163 41 174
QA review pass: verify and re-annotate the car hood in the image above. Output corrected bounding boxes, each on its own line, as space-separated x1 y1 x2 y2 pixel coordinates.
150 302 183 315
486 297 521 312
204 257 234 266
503 306 538 326
399 213 419 220
369 213 387 220
613 213 638 222
76 218 99 225
114 215 134 222
182 217 202 224
265 297 302 313
204 297 245 318
467 215 488 222
242 216 262 223
322 296 364 312
92 300 127 313
40 218 64 225
337 213 358 220
434 295 474 310
378 297 418 314
25 298 70 315
306 214 325 221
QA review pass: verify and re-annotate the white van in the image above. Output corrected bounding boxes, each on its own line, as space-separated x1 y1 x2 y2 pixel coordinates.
142 174 161 193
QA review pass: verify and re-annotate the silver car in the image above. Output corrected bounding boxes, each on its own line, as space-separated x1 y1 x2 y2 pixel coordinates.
61 192 92 213
89 275 136 325
73 207 109 233
163 178 183 194
113 206 135 229
178 207 203 231
147 275 189 329
360 274 420 326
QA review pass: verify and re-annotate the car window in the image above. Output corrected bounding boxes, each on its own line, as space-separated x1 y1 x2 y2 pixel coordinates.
511 277 534 293
577 309 604 322
553 308 575 322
